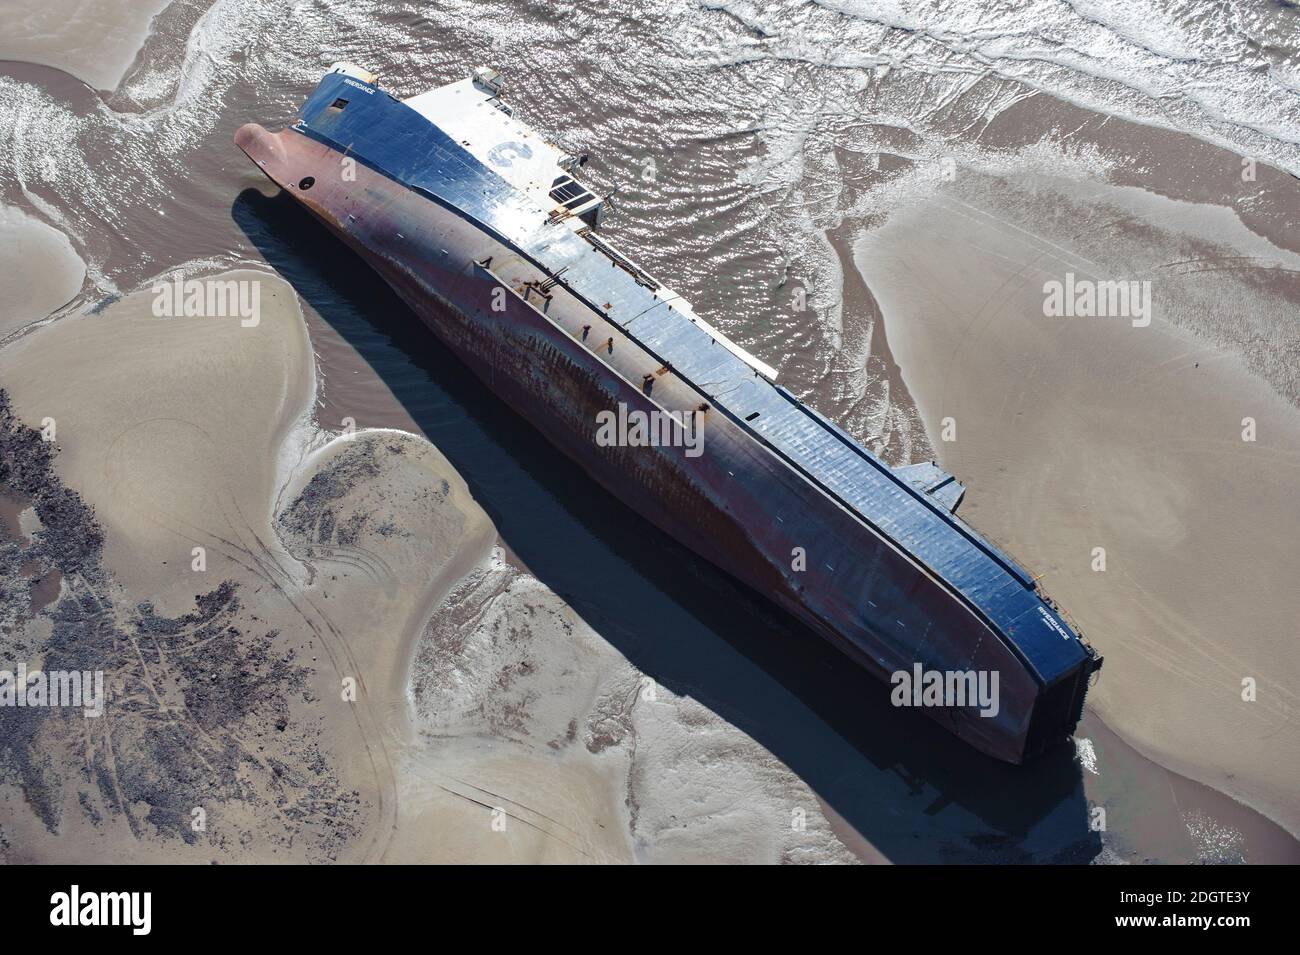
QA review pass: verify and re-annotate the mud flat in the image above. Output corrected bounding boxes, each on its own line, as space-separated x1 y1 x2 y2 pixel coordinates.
855 168 1300 840
0 205 85 341
0 269 490 861
0 0 171 92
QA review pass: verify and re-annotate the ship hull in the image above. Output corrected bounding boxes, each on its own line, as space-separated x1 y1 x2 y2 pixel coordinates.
237 121 1090 763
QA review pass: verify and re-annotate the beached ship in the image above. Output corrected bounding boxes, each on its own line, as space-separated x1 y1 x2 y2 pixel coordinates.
236 64 1101 763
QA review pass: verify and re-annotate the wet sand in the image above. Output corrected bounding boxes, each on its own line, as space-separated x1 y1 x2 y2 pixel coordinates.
855 169 1300 839
0 205 85 341
0 0 171 91
403 549 856 863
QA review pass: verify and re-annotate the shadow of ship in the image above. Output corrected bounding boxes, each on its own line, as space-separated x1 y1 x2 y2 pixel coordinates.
234 188 1100 863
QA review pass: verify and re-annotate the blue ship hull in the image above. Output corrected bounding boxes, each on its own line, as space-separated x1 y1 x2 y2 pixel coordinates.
235 70 1100 762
